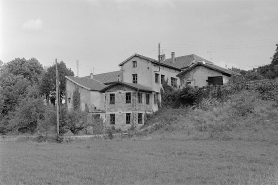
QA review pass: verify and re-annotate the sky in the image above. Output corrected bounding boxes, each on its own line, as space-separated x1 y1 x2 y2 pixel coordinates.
1 0 278 77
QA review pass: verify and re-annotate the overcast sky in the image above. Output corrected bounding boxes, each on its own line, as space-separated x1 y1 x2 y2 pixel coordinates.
1 0 278 77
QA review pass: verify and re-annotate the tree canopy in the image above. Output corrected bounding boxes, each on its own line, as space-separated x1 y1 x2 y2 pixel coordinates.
40 61 74 100
2 58 44 84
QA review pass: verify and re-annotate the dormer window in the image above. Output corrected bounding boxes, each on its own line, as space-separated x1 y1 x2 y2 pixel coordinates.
133 61 137 68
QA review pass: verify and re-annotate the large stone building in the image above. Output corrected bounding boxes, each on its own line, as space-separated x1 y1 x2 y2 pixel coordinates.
66 52 239 130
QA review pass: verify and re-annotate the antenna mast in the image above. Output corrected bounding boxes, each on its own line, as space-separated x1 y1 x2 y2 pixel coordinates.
76 60 79 77
207 51 215 61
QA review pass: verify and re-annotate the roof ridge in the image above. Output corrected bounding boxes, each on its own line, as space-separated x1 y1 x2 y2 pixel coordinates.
164 54 195 60
93 70 121 76
83 76 105 85
66 76 106 91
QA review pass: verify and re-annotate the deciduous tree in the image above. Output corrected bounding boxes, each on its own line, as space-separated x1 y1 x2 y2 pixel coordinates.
40 61 74 102
2 58 44 84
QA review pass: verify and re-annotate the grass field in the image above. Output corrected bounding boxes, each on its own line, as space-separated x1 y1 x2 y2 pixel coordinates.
1 90 278 185
1 138 278 185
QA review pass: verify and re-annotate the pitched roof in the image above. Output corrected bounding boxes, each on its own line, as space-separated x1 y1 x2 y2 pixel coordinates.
66 76 106 91
85 71 122 84
100 82 153 92
118 53 182 71
177 62 241 77
161 54 213 69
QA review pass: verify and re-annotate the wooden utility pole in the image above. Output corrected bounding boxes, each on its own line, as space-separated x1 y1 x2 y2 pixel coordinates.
55 59 59 137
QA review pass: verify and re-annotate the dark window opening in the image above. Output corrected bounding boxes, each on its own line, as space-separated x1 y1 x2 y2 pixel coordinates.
110 114 115 125
207 76 223 86
138 113 143 124
133 61 137 68
171 77 177 87
146 94 150 105
155 73 159 83
110 94 115 104
161 75 165 84
126 113 131 124
138 93 142 104
132 74 137 83
126 92 131 103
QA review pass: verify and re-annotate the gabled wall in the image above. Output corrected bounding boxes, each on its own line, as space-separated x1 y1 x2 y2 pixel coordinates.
178 66 230 88
102 84 153 130
66 79 103 112
121 56 181 112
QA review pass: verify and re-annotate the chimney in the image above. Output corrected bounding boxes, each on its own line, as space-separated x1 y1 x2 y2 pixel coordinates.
90 68 94 79
171 52 175 63
159 54 165 62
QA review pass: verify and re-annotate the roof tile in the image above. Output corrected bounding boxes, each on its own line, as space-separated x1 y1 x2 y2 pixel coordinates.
66 76 106 91
86 71 122 84
162 54 213 69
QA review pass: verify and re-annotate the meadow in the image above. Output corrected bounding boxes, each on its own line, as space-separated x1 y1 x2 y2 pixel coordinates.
1 137 278 185
1 86 278 185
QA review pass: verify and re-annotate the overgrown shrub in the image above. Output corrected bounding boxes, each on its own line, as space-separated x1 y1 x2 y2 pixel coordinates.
72 88 80 111
106 128 114 140
66 110 88 134
91 115 104 134
8 97 45 134
37 105 56 136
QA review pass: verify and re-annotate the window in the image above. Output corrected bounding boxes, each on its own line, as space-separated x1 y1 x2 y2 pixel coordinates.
93 114 100 119
161 75 165 84
126 92 131 103
110 114 115 125
171 77 177 87
146 94 150 105
155 73 159 83
110 94 115 104
126 113 131 124
138 113 143 124
132 74 137 83
154 93 159 104
138 93 142 103
133 61 137 68
207 76 223 86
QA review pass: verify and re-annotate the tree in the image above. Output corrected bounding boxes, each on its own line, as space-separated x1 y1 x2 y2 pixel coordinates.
0 60 3 76
271 44 278 66
2 58 44 84
72 88 81 111
8 97 45 134
0 74 30 117
40 61 74 102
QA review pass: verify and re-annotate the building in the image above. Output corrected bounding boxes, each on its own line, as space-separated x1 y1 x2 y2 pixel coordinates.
65 76 106 114
176 62 241 87
66 52 239 130
100 82 154 130
119 53 182 112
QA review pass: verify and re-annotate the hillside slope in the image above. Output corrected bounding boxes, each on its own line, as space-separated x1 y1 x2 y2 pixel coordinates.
143 90 278 142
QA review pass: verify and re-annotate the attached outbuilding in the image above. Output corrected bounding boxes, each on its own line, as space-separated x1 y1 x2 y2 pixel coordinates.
177 62 241 88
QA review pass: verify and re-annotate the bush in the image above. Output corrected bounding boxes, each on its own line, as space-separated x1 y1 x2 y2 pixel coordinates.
66 110 88 134
37 105 56 136
91 115 104 134
9 97 45 134
106 128 114 140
